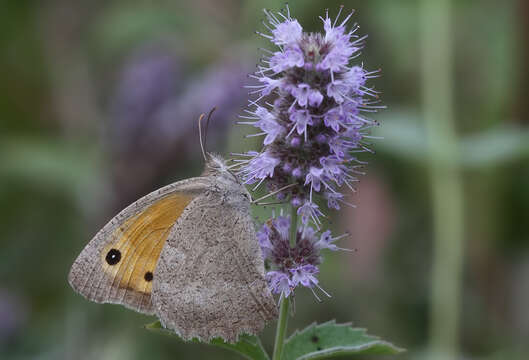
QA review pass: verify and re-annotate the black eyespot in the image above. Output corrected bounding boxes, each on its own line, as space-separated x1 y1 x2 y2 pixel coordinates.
144 271 153 282
105 248 121 265
311 335 319 343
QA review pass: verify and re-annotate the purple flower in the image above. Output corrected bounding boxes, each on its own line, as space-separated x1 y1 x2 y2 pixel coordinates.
319 15 359 72
340 101 363 126
271 19 303 45
323 107 345 132
292 167 303 178
239 6 382 227
297 201 323 226
257 214 348 298
256 226 274 258
267 271 293 297
322 16 351 45
258 76 283 96
290 264 319 288
304 167 325 192
314 230 346 251
340 128 364 151
242 151 280 184
290 136 302 147
325 191 344 210
291 84 324 107
319 48 351 72
345 66 367 93
326 80 350 104
288 109 313 137
328 136 348 158
270 47 304 73
320 156 348 187
253 107 284 145
274 215 291 239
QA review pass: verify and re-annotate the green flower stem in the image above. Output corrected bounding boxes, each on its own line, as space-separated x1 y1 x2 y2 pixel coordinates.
272 206 297 360
420 0 464 358
289 206 298 248
272 296 290 360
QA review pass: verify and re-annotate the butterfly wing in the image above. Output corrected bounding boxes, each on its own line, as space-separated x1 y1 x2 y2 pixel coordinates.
68 178 208 314
152 191 278 342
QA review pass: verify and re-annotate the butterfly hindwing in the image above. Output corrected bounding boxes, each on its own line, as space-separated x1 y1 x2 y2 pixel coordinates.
152 189 278 342
68 178 208 314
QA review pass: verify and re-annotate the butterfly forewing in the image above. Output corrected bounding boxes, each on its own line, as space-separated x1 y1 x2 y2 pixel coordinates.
68 179 208 314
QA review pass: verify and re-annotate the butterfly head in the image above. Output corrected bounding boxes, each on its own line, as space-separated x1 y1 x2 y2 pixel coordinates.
203 153 231 175
202 153 252 204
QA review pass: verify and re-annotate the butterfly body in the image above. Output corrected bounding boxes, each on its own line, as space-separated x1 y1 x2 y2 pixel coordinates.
69 154 277 342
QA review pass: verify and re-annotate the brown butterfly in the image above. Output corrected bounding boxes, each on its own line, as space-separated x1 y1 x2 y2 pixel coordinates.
68 113 278 343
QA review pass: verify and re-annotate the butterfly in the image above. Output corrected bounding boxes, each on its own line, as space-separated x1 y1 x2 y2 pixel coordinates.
68 114 278 343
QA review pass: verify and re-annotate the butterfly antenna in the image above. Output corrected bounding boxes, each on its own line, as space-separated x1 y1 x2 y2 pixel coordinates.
204 106 216 148
198 113 208 162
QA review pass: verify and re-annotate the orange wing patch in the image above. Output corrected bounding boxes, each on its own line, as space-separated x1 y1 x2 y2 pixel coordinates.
101 193 193 295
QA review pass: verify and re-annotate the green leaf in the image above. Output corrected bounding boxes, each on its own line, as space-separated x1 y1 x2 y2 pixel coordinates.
282 320 404 360
373 111 429 163
460 126 529 168
0 137 101 197
145 321 270 360
373 112 529 168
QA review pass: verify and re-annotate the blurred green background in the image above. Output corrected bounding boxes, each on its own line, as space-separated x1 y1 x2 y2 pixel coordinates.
1 0 528 359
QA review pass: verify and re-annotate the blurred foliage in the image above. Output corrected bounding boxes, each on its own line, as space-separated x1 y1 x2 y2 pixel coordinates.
0 0 528 359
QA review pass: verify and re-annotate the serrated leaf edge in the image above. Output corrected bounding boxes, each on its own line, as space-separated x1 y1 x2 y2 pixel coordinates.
297 340 404 360
285 319 370 343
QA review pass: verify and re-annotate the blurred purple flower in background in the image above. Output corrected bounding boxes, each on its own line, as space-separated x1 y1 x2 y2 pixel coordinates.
109 44 252 207
111 46 179 155
0 290 27 343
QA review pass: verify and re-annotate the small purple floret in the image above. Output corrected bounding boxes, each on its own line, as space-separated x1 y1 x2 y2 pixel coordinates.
257 214 348 298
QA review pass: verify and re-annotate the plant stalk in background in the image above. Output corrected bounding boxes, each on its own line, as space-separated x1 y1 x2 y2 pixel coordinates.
420 0 465 359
